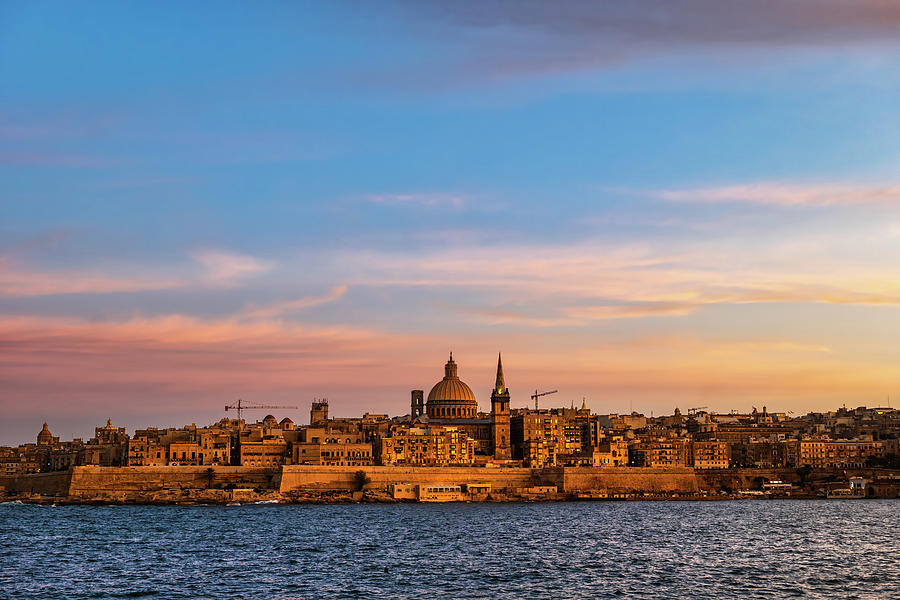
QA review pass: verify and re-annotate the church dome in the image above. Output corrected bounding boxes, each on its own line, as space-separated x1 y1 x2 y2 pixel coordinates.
37 422 53 445
426 353 478 419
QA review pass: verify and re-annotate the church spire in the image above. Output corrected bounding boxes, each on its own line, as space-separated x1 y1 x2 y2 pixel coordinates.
495 352 505 394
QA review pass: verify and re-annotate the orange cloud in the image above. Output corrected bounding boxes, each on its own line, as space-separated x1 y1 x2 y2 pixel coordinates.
2 313 895 424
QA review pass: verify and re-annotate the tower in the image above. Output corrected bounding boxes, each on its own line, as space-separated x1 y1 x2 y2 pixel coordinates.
410 389 424 419
491 353 511 460
310 399 329 425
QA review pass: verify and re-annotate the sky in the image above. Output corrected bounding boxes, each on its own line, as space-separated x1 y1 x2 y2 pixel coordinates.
4 1 900 444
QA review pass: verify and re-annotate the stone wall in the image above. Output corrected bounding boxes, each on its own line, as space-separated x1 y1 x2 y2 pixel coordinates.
0 471 73 495
67 466 279 498
278 465 704 493
279 465 539 492
557 467 700 493
17 465 891 501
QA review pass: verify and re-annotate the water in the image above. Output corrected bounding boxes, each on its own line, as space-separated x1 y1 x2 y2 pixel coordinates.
2 500 898 599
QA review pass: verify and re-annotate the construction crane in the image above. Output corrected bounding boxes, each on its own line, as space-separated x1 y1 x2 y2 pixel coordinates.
531 389 558 411
224 398 298 422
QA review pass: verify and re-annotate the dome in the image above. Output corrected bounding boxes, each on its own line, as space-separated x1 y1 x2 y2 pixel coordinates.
279 417 294 425
428 378 476 404
426 353 478 419
37 422 53 445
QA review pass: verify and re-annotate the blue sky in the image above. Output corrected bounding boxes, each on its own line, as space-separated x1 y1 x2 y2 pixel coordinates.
4 1 900 443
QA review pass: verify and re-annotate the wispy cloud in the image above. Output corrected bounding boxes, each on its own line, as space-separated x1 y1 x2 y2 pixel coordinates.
654 181 900 207
337 231 900 324
0 258 183 298
191 250 274 286
374 1 900 86
0 248 280 297
240 286 349 319
365 193 468 210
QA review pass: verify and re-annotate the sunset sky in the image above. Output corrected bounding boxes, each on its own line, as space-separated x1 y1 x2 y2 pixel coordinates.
4 2 900 444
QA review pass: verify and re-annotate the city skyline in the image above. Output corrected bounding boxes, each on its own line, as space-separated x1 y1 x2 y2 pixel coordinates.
5 2 900 444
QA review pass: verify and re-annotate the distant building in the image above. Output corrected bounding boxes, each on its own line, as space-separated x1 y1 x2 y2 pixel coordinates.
378 425 475 466
787 438 885 468
690 440 730 469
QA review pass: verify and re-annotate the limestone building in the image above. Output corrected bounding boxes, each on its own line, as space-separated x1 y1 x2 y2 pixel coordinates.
412 353 511 460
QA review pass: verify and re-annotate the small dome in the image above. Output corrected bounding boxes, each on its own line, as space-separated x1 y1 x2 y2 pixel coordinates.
279 417 294 425
262 414 277 425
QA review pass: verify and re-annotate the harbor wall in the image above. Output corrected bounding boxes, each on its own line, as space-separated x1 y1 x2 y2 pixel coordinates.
0 470 73 495
558 467 700 493
278 465 539 492
10 465 893 501
277 465 703 493
2 465 706 498
67 466 279 498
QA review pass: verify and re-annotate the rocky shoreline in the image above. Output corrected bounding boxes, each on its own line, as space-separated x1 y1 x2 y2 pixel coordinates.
4 488 832 506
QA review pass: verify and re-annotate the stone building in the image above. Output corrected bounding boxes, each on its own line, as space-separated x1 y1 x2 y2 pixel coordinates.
510 410 566 468
787 438 885 468
82 420 129 466
630 432 691 467
293 429 374 466
378 424 475 466
690 440 730 469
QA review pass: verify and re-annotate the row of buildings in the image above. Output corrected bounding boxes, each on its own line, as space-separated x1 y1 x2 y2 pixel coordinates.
3 354 899 474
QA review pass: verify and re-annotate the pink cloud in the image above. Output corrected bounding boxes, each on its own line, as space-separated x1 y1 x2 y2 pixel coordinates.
655 181 900 207
0 260 183 297
191 249 274 286
240 286 348 319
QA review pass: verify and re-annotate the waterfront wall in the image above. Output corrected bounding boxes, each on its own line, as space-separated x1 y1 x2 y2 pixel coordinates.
557 467 700 493
277 465 702 493
0 471 73 495
7 465 895 501
279 465 539 492
2 465 705 497
67 466 279 499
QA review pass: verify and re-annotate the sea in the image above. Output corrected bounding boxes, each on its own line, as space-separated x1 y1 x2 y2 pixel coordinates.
2 499 898 599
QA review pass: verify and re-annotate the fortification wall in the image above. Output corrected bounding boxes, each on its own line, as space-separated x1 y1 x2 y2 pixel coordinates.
279 465 539 492
559 467 700 493
67 466 279 498
5 465 809 501
0 471 73 496
279 465 704 493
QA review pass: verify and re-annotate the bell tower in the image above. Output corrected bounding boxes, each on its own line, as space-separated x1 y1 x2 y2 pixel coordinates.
491 352 511 460
410 389 424 419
